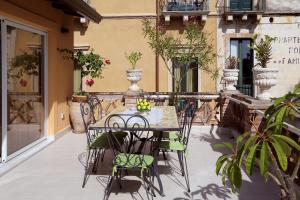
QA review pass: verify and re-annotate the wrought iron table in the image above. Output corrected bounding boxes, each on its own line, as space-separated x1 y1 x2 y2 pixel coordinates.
89 106 181 196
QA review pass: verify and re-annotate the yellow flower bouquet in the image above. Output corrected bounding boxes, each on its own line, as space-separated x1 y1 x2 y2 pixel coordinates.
136 99 151 112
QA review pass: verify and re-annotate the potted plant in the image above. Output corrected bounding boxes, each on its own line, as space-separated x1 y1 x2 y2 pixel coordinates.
58 48 110 133
223 56 239 91
249 34 279 100
125 51 143 93
215 83 300 200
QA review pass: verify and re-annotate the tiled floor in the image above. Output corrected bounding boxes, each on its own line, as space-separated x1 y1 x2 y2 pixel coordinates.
0 126 280 200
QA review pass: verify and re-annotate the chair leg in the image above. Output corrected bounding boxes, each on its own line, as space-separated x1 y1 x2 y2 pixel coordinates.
103 176 113 200
82 150 92 188
92 150 101 173
183 153 191 192
177 151 184 176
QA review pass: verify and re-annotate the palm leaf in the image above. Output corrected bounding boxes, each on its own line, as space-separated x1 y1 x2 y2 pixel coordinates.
273 135 300 152
271 137 288 171
245 142 260 176
259 141 270 177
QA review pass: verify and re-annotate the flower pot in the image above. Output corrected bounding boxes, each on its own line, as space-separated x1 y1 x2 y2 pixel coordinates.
126 69 142 92
69 95 90 133
253 67 279 100
223 69 239 91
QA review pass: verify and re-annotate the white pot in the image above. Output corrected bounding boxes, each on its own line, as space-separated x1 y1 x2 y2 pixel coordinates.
223 69 239 91
126 69 142 92
253 67 279 100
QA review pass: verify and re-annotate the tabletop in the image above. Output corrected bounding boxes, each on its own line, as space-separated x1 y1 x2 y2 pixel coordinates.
89 106 181 131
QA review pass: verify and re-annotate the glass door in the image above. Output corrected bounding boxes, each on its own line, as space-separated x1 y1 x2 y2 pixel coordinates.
1 19 47 162
230 39 254 96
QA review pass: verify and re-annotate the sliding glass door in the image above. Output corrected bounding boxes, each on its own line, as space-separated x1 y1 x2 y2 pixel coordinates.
1 19 47 162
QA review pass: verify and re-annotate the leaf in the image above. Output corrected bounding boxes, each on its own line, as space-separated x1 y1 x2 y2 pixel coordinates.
216 155 228 175
213 142 234 151
271 138 288 171
273 135 300 152
230 163 242 189
259 141 270 177
239 136 258 166
245 142 260 176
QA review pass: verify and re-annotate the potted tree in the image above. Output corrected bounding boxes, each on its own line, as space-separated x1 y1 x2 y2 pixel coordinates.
215 83 300 200
58 48 110 133
249 34 279 100
125 51 143 93
223 56 240 91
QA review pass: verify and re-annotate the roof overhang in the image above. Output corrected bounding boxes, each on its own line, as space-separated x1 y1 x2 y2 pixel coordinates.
49 0 102 23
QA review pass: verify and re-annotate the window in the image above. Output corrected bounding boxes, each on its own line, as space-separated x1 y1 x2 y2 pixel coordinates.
230 0 252 11
172 58 198 92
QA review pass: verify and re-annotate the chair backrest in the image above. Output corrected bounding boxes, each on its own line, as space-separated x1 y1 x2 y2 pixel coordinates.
180 100 197 147
104 114 154 169
88 95 104 122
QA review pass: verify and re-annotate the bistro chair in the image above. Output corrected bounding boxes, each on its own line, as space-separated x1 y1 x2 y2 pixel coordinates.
103 114 156 200
80 97 127 188
155 100 197 192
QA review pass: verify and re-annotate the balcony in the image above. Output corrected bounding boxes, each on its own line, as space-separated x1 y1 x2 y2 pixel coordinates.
223 0 265 21
160 0 210 24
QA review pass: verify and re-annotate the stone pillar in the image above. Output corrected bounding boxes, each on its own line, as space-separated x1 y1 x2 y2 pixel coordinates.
124 91 142 107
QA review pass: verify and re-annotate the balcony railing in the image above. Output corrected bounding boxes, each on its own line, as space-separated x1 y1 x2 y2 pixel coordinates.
161 0 209 14
224 0 265 13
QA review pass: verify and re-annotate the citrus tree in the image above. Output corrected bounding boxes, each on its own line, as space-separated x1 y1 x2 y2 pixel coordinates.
142 19 218 105
215 83 300 200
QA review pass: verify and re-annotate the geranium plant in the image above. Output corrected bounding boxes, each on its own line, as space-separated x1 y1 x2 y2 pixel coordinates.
58 48 110 95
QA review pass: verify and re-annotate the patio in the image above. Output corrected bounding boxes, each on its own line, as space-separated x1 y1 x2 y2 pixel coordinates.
0 125 279 200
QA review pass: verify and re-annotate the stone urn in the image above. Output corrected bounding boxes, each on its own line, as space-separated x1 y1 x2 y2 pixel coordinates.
69 95 91 133
253 67 279 100
126 69 142 92
223 69 239 91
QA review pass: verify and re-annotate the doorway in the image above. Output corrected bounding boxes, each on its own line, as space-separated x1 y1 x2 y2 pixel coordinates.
230 39 254 96
1 19 47 162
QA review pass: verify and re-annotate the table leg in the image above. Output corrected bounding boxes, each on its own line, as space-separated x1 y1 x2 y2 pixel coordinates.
152 131 165 196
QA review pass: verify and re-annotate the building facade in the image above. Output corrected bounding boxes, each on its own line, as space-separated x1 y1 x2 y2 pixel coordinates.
74 0 219 93
217 0 300 97
0 0 100 163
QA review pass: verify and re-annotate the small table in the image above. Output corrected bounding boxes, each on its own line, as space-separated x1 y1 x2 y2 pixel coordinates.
89 106 181 196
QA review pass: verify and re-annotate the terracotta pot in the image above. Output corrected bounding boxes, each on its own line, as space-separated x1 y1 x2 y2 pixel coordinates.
126 69 142 92
69 95 90 134
253 67 279 100
223 69 239 91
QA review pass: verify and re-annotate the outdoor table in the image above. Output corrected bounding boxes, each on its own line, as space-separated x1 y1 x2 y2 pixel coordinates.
89 106 181 196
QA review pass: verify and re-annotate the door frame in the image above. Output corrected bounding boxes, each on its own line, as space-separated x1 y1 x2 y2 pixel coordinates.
0 17 48 162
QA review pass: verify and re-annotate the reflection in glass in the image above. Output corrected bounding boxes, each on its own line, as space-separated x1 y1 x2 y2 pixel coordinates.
6 26 44 155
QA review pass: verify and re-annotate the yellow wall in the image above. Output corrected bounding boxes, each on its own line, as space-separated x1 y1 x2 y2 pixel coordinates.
0 0 74 135
75 0 218 93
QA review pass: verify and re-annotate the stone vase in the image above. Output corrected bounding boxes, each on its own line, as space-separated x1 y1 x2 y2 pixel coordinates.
253 67 279 100
223 69 239 91
126 69 142 92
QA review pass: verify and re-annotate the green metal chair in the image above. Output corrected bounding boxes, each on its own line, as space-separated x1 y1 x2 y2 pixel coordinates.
103 114 156 200
155 100 197 192
80 96 127 188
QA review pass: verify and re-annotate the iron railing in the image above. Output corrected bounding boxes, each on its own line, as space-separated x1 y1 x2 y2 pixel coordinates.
90 92 220 125
161 0 209 12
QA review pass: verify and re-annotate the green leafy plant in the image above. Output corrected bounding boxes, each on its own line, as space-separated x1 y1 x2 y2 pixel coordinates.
58 48 110 95
225 56 239 69
125 51 143 70
9 49 40 79
249 34 275 68
142 19 218 105
216 83 300 200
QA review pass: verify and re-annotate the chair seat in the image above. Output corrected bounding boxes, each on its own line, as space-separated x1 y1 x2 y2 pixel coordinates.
153 131 181 140
157 141 186 151
89 132 127 149
114 153 154 169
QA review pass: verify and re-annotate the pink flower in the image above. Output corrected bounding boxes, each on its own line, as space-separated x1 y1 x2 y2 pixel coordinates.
19 79 27 87
85 79 94 87
105 59 111 65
